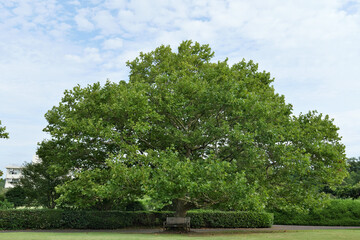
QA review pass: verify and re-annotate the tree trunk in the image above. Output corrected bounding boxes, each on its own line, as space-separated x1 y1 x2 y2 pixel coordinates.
174 199 188 217
50 194 56 209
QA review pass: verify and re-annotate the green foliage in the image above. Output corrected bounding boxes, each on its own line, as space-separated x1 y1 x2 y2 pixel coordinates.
0 179 5 188
42 40 346 214
344 157 360 185
141 149 261 212
327 184 360 199
5 186 26 208
188 210 273 228
20 148 71 208
321 157 360 199
0 120 9 139
0 200 14 210
274 199 360 226
122 201 147 211
0 209 63 229
56 156 146 210
0 209 272 230
55 169 114 210
0 179 6 196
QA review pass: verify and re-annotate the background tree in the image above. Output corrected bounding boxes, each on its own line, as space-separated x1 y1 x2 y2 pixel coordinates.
5 186 26 208
0 120 9 139
43 41 347 216
344 157 360 186
19 141 71 208
322 157 360 199
0 178 6 199
0 170 10 208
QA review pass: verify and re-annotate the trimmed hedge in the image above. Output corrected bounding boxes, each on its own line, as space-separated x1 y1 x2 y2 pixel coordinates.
0 209 273 230
274 199 360 226
188 210 273 228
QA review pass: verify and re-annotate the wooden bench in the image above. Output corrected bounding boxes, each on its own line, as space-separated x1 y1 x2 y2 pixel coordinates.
163 217 191 231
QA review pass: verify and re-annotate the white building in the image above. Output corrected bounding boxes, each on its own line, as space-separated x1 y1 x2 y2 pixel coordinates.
32 155 41 164
4 165 22 188
4 155 40 188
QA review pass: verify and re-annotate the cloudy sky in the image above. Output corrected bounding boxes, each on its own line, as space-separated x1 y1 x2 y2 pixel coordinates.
1 0 360 174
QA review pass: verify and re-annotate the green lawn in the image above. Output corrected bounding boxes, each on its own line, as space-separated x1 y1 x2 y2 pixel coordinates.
0 230 360 240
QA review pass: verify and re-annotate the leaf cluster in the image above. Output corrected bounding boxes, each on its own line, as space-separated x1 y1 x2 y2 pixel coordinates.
0 120 9 139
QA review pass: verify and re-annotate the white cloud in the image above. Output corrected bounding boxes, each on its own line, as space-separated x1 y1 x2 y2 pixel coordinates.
103 37 123 49
12 2 33 16
75 9 95 31
84 47 102 62
75 15 94 31
104 0 127 9
65 47 102 63
93 10 121 35
68 0 81 6
50 22 73 38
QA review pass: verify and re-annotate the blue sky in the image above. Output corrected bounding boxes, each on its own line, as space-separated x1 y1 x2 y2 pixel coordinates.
1 0 360 174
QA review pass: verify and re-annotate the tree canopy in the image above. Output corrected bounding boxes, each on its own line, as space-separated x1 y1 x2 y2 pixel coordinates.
0 120 9 139
41 41 347 215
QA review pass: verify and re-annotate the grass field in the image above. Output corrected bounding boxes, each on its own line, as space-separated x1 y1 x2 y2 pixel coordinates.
1 230 360 240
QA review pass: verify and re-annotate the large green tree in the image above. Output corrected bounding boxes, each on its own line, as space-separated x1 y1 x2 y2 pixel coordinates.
44 41 347 216
0 120 9 139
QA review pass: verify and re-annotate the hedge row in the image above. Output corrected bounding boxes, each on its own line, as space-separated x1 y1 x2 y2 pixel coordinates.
0 209 273 230
274 199 360 226
188 210 273 228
